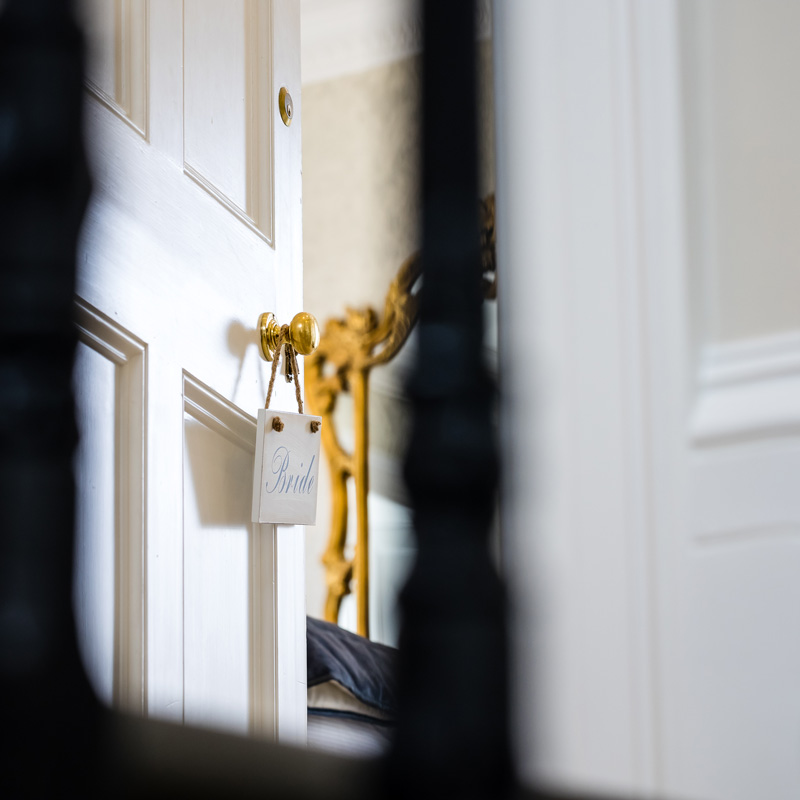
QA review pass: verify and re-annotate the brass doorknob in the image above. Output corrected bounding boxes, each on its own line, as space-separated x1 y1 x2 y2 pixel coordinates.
258 311 320 361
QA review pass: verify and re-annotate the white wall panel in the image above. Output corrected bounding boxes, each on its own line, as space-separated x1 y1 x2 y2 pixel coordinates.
673 336 800 798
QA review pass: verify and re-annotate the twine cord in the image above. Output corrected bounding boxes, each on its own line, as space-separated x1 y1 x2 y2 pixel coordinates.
287 343 303 414
264 326 287 410
264 324 305 417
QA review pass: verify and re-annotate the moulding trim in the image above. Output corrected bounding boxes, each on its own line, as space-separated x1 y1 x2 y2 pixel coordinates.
182 371 256 453
691 330 800 445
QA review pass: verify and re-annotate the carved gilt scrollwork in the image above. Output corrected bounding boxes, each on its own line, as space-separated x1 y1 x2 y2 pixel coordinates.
305 195 495 638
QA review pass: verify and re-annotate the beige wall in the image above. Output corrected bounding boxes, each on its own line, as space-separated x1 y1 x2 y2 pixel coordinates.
302 41 495 325
682 0 800 345
302 56 422 325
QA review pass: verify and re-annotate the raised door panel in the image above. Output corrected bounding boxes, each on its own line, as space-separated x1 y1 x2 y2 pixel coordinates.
671 358 800 799
182 374 275 737
183 0 274 242
73 341 116 705
73 301 146 715
81 0 148 135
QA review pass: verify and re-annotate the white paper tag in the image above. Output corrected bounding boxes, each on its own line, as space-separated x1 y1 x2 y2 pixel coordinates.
251 409 322 525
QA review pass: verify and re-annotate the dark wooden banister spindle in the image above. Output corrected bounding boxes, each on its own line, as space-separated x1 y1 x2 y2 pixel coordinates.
386 2 514 798
0 0 98 793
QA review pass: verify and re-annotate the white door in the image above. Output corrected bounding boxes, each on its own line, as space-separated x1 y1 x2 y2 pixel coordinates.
72 0 306 743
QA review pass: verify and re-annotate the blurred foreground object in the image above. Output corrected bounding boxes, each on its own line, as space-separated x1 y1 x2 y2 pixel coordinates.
0 0 97 792
385 1 513 798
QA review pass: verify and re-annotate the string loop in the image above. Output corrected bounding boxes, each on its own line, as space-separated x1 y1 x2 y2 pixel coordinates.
264 325 304 415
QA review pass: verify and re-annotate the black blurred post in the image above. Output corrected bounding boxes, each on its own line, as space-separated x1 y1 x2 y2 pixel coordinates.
387 2 513 798
0 0 97 794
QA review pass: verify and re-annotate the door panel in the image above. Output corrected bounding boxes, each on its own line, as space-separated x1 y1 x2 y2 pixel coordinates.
73 300 147 715
81 0 148 135
665 422 800 797
75 0 304 741
183 0 274 240
73 342 116 705
181 373 275 736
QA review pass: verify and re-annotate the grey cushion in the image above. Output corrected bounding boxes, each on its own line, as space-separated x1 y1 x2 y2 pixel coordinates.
306 616 397 719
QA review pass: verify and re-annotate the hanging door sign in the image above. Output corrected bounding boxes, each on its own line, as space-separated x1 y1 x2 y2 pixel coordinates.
251 409 322 525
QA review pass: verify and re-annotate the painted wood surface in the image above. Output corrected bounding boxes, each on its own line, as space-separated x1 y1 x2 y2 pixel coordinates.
495 1 800 798
74 0 306 744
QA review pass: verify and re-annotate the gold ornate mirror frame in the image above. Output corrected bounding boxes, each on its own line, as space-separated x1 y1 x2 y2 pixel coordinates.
306 195 496 638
